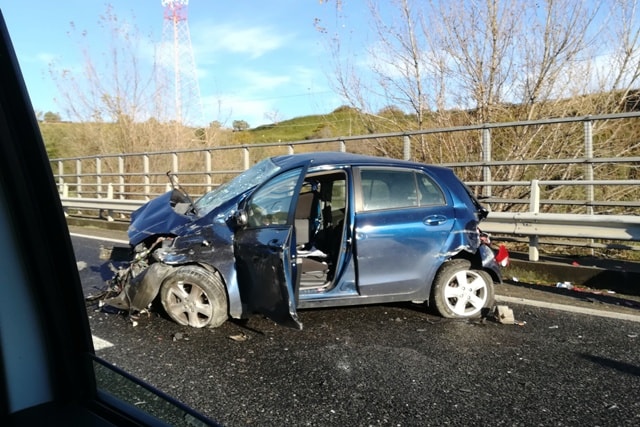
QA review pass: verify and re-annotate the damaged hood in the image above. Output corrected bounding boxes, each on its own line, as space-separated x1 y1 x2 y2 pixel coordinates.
126 158 283 246
128 191 193 246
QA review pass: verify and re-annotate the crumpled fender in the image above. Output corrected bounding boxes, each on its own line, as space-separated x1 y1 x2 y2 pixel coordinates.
440 219 502 283
478 243 502 283
104 262 174 311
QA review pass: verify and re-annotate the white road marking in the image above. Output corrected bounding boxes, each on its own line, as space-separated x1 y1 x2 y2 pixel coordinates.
92 335 114 350
496 295 640 323
71 233 124 351
70 232 128 245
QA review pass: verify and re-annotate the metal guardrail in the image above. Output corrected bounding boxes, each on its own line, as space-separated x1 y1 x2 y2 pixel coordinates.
60 191 640 261
481 212 640 260
60 197 144 221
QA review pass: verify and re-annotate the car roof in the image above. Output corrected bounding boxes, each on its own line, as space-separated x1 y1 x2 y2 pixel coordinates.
270 151 450 173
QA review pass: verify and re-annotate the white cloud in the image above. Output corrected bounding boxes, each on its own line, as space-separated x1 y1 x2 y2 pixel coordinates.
235 69 291 91
35 52 58 65
191 23 289 60
202 93 271 128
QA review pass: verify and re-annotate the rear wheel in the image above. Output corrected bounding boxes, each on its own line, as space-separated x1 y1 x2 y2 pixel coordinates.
160 266 228 328
431 259 494 319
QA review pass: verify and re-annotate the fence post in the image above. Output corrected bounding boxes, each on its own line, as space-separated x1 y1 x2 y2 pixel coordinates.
403 135 410 160
144 154 150 201
118 156 125 200
96 157 102 198
243 147 250 170
481 127 492 198
205 150 212 192
57 160 64 189
584 118 595 255
584 119 594 215
172 152 179 175
76 159 82 198
528 179 541 261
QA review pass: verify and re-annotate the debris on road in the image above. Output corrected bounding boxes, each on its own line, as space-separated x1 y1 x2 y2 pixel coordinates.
229 333 248 342
495 305 515 324
556 281 574 290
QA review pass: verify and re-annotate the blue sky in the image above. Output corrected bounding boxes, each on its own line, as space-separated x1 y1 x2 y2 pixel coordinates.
0 1 362 128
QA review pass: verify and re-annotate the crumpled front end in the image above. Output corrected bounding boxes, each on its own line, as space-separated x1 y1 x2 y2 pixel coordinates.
102 237 175 312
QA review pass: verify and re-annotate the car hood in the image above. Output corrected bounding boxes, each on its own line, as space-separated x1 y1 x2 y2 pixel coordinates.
128 191 194 246
127 190 248 246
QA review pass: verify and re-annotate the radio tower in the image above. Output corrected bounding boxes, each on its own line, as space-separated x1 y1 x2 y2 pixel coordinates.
158 0 203 126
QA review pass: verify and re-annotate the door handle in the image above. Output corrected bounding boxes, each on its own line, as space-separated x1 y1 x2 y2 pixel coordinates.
423 215 447 226
267 239 281 250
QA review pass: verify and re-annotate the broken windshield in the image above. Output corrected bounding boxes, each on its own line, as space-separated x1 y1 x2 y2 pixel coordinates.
194 158 281 216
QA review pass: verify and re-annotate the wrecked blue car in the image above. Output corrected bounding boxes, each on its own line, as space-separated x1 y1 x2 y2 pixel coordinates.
104 152 501 329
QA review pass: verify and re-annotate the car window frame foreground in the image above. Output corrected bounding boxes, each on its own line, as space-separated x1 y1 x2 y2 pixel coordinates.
0 10 218 427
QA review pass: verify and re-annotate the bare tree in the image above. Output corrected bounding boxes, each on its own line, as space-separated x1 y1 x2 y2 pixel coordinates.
48 4 210 158
319 0 640 214
264 109 283 125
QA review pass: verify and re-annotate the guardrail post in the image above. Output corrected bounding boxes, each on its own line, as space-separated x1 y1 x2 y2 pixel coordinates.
339 140 346 152
528 179 541 261
288 144 294 155
481 127 492 198
403 135 410 160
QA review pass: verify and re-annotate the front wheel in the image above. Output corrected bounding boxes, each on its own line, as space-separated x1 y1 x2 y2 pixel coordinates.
430 259 494 319
160 266 228 328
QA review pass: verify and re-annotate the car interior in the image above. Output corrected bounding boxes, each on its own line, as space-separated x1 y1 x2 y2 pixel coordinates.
0 9 218 426
295 171 347 291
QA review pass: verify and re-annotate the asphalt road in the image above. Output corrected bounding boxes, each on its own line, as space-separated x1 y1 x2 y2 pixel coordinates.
70 227 640 426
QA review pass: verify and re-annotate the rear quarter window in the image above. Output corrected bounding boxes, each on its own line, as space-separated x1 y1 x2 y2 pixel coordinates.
359 168 445 211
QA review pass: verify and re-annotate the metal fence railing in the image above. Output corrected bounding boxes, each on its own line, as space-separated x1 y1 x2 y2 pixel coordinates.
52 112 640 260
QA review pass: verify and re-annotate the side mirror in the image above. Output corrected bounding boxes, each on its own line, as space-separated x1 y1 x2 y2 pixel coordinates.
234 209 248 227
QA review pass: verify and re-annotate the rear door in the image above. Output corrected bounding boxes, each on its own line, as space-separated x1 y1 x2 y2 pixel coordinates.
234 167 308 329
353 167 455 297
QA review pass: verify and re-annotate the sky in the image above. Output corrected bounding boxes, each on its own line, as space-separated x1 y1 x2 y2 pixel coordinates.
0 0 364 128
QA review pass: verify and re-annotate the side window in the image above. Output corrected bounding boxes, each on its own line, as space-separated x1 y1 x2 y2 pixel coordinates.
417 173 446 206
361 169 418 211
247 168 301 227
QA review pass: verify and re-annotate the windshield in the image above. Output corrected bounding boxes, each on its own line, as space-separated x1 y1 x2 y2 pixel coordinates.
194 158 281 216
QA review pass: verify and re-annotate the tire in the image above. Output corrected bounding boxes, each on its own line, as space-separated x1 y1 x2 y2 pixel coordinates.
430 259 494 319
160 265 228 328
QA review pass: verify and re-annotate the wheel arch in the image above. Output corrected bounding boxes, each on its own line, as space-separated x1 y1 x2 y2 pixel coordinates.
429 257 495 318
449 249 501 284
191 261 243 320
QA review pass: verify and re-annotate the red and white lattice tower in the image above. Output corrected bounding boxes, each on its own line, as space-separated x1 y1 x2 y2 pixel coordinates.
158 0 203 126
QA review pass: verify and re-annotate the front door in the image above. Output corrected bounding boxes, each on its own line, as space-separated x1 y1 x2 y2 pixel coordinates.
234 167 307 329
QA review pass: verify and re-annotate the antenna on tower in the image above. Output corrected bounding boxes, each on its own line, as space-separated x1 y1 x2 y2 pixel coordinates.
158 0 203 127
